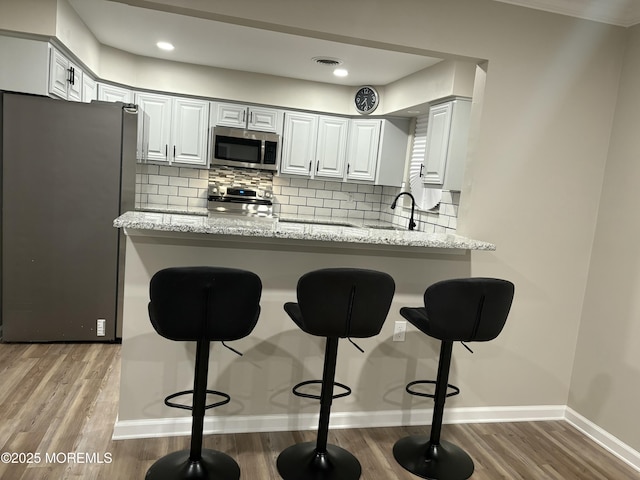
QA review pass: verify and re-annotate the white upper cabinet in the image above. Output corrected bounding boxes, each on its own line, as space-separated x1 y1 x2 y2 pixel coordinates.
212 102 281 133
82 75 97 103
280 112 349 179
98 83 133 103
135 92 209 167
172 98 209 166
280 112 319 176
315 116 349 179
422 98 471 190
135 92 172 163
346 119 381 182
48 47 83 102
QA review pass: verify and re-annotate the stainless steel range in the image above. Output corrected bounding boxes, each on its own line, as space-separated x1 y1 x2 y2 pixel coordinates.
207 185 274 217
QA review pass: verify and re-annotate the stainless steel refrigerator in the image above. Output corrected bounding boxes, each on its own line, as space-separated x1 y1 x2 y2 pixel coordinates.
0 91 137 342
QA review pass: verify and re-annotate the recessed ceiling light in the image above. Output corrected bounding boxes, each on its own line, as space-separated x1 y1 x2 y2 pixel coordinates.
333 68 349 77
156 41 175 51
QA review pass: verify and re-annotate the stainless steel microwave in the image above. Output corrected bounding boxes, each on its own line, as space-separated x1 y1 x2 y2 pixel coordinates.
211 126 279 171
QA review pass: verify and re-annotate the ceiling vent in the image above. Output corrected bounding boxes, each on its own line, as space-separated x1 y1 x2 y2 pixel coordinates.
312 56 343 66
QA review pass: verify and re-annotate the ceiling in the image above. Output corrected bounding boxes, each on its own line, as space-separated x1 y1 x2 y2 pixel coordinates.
68 0 640 88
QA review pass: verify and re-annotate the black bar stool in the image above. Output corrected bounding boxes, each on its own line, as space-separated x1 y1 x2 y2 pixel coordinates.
393 277 514 480
145 266 262 480
276 268 395 480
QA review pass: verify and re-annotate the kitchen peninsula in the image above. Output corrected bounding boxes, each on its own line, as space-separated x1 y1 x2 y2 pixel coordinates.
112 210 496 439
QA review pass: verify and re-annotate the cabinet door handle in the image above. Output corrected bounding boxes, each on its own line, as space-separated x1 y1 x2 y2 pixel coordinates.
249 111 253 124
308 161 311 172
165 145 168 159
419 164 424 177
347 164 350 174
173 145 176 158
242 110 246 123
316 160 319 172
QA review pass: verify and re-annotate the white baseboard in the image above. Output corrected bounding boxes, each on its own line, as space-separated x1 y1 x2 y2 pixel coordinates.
113 405 640 472
565 407 640 473
112 404 566 440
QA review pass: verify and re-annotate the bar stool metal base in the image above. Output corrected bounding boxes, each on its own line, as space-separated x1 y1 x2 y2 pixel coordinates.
393 436 474 480
145 449 240 480
277 441 362 480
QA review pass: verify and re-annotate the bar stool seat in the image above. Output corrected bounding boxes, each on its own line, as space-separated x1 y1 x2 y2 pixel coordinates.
145 266 262 480
393 277 514 480
277 268 395 480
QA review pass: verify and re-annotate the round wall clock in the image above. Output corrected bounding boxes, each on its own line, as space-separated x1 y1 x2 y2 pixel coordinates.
354 86 379 114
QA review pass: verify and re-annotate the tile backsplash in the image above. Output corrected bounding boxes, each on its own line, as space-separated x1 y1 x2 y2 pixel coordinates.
136 164 460 233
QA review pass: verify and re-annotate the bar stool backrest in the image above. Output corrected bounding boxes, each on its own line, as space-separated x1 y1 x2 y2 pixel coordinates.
424 277 514 342
291 268 395 338
148 266 262 341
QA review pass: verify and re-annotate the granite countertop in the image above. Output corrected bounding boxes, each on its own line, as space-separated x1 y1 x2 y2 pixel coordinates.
115 210 496 251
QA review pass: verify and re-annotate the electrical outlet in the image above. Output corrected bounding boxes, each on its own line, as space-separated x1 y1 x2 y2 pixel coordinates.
97 319 106 337
393 321 406 342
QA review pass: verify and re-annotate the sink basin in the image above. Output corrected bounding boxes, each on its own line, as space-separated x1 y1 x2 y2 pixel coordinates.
367 225 402 231
278 218 356 227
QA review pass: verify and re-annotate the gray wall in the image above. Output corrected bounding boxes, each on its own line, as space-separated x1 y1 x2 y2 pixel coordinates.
3 0 639 453
569 22 640 451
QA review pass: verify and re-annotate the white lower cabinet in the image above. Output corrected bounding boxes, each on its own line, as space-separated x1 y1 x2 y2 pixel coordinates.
135 92 209 167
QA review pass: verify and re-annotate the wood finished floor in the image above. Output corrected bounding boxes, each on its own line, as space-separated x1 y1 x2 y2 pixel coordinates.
0 342 638 479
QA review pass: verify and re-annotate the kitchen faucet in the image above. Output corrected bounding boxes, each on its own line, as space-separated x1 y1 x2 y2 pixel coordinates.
390 192 417 231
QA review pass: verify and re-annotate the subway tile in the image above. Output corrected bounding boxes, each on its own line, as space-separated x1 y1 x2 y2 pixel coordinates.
357 184 375 194
340 200 357 210
365 193 382 203
356 202 373 211
143 164 160 175
298 206 315 216
347 210 364 220
158 185 179 196
332 191 350 201
275 195 290 205
308 180 325 190
178 187 198 197
159 166 180 177
272 185 282 195
315 208 332 216
281 186 299 196
324 181 342 191
147 194 168 205
307 197 324 207
189 178 208 189
331 210 347 218
341 183 359 192
290 197 307 206
350 192 366 202
316 190 333 199
140 184 158 195
179 168 200 178
148 175 169 186
323 199 340 209
290 178 309 188
169 196 188 206
169 176 189 187
364 211 380 220
280 204 299 214
298 188 316 198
